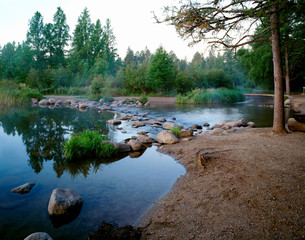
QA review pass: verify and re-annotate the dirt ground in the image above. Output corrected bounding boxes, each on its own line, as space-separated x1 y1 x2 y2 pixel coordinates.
138 128 305 239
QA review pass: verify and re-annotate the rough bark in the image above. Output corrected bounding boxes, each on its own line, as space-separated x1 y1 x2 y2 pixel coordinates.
270 4 286 134
285 44 290 96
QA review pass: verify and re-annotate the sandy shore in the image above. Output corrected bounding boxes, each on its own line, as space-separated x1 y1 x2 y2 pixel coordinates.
138 128 305 239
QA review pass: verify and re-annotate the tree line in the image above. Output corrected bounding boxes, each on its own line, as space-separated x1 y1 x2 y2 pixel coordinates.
0 5 304 98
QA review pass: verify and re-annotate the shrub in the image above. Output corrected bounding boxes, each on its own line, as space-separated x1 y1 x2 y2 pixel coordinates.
138 95 148 104
175 88 245 104
170 126 181 137
64 130 118 160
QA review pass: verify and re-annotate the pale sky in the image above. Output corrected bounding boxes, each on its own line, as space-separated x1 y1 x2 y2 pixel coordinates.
0 0 209 61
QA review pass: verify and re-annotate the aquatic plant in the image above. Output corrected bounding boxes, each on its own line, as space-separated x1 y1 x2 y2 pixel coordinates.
138 95 148 104
64 130 118 160
175 88 245 104
170 126 181 137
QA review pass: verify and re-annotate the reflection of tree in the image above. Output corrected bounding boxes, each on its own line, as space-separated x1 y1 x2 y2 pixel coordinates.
0 106 118 178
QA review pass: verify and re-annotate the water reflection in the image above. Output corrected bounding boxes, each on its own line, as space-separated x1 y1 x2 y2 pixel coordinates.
0 106 114 178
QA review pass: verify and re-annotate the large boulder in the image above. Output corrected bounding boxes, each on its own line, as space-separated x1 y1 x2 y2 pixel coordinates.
136 135 155 144
236 118 248 127
156 130 179 144
48 188 83 217
128 140 147 151
24 232 53 240
155 117 166 122
288 118 305 132
11 182 35 194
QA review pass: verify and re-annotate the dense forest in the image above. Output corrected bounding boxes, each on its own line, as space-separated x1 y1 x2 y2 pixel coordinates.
0 6 304 100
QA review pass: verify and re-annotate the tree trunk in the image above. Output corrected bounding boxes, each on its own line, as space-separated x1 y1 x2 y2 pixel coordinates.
270 4 286 133
285 44 290 96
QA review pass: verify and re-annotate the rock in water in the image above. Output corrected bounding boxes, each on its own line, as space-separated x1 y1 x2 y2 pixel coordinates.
48 188 83 217
128 140 147 151
11 183 35 194
162 122 180 130
24 232 53 240
156 130 179 144
136 135 155 144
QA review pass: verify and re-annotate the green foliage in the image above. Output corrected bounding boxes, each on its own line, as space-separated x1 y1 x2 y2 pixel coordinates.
176 88 245 104
206 69 232 89
170 126 181 137
138 95 148 104
64 130 118 160
0 80 43 105
146 47 175 93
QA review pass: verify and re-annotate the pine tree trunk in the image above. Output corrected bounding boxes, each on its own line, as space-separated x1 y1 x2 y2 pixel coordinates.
285 44 290 96
270 4 286 133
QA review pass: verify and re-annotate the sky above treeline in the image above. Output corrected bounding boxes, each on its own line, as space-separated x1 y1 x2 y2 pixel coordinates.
0 0 209 61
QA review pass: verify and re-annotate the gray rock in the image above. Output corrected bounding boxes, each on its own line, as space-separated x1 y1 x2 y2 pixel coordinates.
79 103 88 110
179 129 193 138
203 122 210 127
226 122 238 128
24 232 53 240
190 124 202 130
155 117 166 122
211 124 221 129
54 100 63 108
107 119 122 125
156 130 179 144
247 122 256 128
163 122 180 130
48 188 83 217
136 135 155 144
38 99 49 106
119 116 131 120
11 183 35 194
112 142 131 152
48 98 56 105
236 118 248 127
128 140 147 151
132 121 146 128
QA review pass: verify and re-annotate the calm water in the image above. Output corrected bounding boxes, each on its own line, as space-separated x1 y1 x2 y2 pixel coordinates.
0 97 287 240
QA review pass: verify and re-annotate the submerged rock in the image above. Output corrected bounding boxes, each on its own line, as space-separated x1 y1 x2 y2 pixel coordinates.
156 130 179 144
48 188 83 217
24 232 53 240
88 221 141 240
11 182 35 194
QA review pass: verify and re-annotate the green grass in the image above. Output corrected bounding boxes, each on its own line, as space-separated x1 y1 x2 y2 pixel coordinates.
64 130 118 160
170 126 181 137
138 95 148 104
176 88 245 104
0 80 43 106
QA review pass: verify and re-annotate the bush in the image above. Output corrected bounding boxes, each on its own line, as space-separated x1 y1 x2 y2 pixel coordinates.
170 126 181 137
0 80 43 105
176 88 245 104
64 130 118 160
138 95 148 104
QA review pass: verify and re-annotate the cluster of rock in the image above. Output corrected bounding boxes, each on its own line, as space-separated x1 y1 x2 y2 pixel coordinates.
11 181 83 240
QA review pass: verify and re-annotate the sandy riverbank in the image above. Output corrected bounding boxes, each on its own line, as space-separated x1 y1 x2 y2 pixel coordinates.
136 95 305 239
